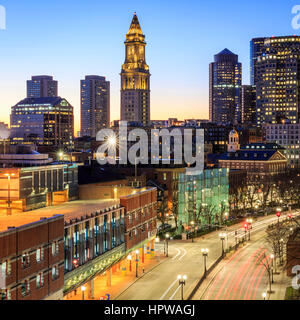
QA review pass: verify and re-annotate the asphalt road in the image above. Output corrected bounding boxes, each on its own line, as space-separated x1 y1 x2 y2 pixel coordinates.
116 211 299 300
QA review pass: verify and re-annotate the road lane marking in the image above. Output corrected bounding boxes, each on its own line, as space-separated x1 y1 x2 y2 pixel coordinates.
169 285 181 300
159 278 178 300
178 247 187 261
171 247 181 260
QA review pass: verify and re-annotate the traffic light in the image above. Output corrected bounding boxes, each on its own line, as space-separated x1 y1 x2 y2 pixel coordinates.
243 223 249 230
276 212 281 218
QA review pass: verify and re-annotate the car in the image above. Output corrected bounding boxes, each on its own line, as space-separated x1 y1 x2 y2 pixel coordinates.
157 223 172 232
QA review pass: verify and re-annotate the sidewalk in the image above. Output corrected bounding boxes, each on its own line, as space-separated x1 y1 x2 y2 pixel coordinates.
267 265 291 300
64 252 167 301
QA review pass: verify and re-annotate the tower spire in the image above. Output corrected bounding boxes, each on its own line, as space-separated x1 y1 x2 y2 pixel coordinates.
128 12 143 35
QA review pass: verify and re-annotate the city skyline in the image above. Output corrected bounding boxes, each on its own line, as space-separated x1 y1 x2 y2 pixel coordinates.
0 0 298 134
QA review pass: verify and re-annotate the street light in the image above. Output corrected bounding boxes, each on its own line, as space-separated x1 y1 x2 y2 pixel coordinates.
246 219 253 241
4 173 15 216
276 208 281 225
127 254 132 272
165 233 170 257
190 221 195 242
135 250 139 278
178 275 187 300
81 286 86 300
219 233 226 257
262 292 267 300
243 223 249 242
201 248 209 277
270 254 274 283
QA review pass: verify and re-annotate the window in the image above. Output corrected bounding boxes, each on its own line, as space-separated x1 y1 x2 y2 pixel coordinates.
21 280 30 296
36 273 44 289
0 289 11 300
0 260 10 276
52 266 59 281
52 241 59 256
36 248 44 262
21 253 30 268
163 173 167 181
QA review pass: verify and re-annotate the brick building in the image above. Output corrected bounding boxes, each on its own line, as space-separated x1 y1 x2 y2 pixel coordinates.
0 214 64 300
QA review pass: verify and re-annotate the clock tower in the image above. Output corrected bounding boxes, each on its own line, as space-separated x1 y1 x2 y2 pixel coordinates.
121 13 150 126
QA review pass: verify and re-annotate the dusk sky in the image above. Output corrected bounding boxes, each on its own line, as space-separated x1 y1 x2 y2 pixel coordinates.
0 0 298 134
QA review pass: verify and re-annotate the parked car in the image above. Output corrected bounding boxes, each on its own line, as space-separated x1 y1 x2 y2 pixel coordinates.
157 223 172 232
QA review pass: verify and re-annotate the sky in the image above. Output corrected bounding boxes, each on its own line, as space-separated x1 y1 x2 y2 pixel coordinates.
0 0 299 134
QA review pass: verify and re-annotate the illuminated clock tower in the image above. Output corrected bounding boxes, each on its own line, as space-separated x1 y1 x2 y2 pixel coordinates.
121 13 150 126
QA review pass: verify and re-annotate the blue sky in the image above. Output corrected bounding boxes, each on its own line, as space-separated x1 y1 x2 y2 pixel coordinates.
0 0 298 133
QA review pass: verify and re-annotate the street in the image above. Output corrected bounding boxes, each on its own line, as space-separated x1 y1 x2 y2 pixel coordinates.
116 211 299 300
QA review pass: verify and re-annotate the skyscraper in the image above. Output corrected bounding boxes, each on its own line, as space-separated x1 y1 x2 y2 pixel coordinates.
255 36 300 125
10 97 74 150
242 85 256 124
209 49 242 125
27 75 58 98
250 37 266 85
121 13 150 126
80 75 110 137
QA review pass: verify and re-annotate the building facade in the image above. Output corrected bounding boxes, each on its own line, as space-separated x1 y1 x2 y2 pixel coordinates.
242 85 256 124
177 169 229 231
121 13 150 126
0 164 78 212
0 214 64 300
27 76 58 98
10 97 74 150
80 75 110 137
250 37 266 85
209 48 242 125
255 36 300 125
262 122 300 168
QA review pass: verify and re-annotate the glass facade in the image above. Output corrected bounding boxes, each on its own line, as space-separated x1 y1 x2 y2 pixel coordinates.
209 49 242 125
178 169 229 231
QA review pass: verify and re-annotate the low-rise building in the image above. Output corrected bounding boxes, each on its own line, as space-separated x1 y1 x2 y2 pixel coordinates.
0 213 64 300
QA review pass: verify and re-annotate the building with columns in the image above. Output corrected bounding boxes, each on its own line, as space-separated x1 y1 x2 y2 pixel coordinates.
121 13 151 126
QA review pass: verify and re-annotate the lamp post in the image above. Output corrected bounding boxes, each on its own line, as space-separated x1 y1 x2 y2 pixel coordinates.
246 219 253 241
81 286 86 300
243 223 249 242
270 254 274 283
190 221 195 242
177 275 187 300
262 292 267 300
165 233 170 257
276 208 281 225
135 250 139 278
127 254 132 272
155 237 160 261
4 173 15 216
201 248 209 277
219 233 226 257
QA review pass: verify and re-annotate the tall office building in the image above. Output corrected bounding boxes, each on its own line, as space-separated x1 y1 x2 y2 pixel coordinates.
27 75 58 98
250 38 266 85
80 75 110 137
209 49 242 125
255 36 300 125
121 13 150 126
242 85 256 124
10 97 74 150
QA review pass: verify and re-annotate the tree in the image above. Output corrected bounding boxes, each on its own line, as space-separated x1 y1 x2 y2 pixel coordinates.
256 252 273 296
157 196 168 226
172 193 179 229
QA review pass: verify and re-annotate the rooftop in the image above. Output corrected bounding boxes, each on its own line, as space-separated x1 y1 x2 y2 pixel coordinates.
0 199 120 232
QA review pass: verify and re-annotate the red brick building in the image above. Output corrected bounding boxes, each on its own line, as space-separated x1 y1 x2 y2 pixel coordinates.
286 230 300 277
0 214 64 300
120 188 157 251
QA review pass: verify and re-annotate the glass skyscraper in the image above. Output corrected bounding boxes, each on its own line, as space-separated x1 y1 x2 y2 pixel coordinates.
27 75 58 98
80 75 110 137
254 36 300 125
209 49 242 125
